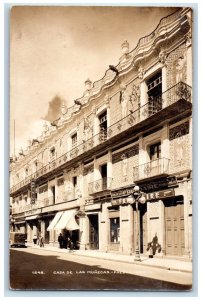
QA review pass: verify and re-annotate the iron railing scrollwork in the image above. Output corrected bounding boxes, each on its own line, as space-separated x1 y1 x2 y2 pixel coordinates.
133 158 170 181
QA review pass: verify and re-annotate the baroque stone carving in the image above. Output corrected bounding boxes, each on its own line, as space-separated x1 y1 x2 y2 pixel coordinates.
83 115 94 141
185 30 192 48
138 67 145 80
175 55 186 83
169 121 189 141
119 84 128 118
159 50 167 66
129 84 140 112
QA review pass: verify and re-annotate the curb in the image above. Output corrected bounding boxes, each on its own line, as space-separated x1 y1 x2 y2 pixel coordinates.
24 245 192 274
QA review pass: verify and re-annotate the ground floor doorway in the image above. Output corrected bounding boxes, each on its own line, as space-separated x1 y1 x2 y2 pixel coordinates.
44 219 50 244
164 197 185 256
134 204 147 254
88 214 99 249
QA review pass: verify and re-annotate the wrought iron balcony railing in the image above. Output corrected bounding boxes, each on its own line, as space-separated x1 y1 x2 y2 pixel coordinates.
12 196 54 214
133 158 170 181
88 177 113 195
10 82 191 194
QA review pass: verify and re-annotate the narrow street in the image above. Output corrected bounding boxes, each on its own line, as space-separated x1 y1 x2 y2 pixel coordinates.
10 248 192 290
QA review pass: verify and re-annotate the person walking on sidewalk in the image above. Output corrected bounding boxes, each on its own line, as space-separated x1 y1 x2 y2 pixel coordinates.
58 233 64 249
39 234 44 247
68 237 74 253
33 234 37 245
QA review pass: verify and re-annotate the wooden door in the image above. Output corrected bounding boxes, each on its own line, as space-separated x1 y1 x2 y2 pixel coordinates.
165 198 185 256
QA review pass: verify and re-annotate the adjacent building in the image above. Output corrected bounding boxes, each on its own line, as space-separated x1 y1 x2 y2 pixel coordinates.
10 7 192 258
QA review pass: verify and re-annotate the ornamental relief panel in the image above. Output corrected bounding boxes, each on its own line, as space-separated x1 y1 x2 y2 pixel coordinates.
83 114 94 142
166 44 187 89
112 144 139 164
169 137 190 170
119 80 141 119
169 121 189 141
169 122 191 172
83 164 94 176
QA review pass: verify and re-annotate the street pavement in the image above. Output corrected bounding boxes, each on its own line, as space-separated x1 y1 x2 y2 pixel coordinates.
26 243 192 273
10 247 192 290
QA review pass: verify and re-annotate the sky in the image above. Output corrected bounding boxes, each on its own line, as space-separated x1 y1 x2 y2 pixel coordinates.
10 5 179 156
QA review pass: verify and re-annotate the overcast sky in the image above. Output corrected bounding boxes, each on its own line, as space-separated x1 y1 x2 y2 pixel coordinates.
10 5 179 156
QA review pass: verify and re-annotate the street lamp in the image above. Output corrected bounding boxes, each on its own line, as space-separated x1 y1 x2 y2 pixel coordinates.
132 185 146 261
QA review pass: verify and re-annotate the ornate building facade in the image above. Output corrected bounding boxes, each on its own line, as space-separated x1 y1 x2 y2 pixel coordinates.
10 8 192 258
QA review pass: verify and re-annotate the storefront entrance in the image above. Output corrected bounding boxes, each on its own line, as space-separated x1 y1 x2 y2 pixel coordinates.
44 219 50 244
164 197 185 256
88 214 99 249
140 205 147 253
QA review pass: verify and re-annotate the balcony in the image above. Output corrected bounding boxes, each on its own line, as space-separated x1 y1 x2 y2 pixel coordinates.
10 82 191 195
12 196 54 215
88 177 113 195
133 158 170 181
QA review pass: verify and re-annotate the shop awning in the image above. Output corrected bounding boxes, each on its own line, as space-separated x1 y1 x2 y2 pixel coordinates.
14 220 26 225
47 211 63 231
54 209 79 231
25 215 40 221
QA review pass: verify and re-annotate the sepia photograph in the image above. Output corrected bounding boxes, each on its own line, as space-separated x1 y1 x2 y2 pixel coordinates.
9 5 193 291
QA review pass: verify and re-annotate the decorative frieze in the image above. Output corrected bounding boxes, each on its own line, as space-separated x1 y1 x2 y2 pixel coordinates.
83 164 94 176
169 121 189 141
112 144 139 164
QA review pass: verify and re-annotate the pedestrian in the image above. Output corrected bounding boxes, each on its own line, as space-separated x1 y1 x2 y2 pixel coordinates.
68 237 74 252
33 234 37 245
39 234 44 247
58 233 64 249
63 236 68 249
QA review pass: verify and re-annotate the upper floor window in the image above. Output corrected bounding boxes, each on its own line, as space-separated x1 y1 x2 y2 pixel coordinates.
34 160 38 172
25 168 29 176
149 142 161 161
71 133 77 148
50 147 56 160
99 111 107 141
73 176 77 188
146 71 162 116
72 176 78 198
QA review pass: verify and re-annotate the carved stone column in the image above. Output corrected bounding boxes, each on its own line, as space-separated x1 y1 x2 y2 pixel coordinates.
159 50 168 108
138 67 147 121
186 30 192 87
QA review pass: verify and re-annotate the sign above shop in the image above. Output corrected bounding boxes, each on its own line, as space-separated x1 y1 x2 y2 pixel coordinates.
111 189 175 206
140 176 178 192
111 176 177 199
25 208 41 217
145 189 175 200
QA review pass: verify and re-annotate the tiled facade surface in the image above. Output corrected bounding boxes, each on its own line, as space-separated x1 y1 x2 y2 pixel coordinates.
10 8 193 258
169 120 191 173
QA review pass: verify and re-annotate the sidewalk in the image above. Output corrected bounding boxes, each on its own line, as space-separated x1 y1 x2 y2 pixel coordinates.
26 243 192 273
